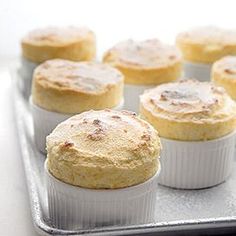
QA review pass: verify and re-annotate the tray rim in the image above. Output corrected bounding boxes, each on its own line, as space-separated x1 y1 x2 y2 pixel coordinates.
11 69 236 236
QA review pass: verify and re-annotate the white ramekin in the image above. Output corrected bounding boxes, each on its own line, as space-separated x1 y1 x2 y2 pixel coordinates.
19 57 38 97
30 97 124 153
183 61 212 81
124 84 154 113
158 131 236 189
44 160 160 230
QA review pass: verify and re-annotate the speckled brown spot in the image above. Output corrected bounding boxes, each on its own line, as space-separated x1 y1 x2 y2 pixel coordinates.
224 68 235 74
111 115 121 119
63 141 74 148
171 100 178 105
133 141 149 154
160 93 168 101
150 98 155 104
38 34 55 41
141 133 151 141
179 79 187 83
121 110 136 116
66 75 79 79
169 55 176 60
87 128 105 141
54 81 64 87
93 119 101 125
83 118 88 124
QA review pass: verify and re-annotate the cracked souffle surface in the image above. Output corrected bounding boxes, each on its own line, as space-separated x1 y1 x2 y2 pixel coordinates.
140 80 236 141
21 26 96 63
46 109 161 189
212 56 236 100
32 59 124 114
176 26 236 63
103 39 182 85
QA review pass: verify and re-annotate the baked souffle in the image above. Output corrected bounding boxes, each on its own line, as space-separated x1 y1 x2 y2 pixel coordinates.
21 26 96 63
176 26 236 64
46 109 161 189
32 59 124 114
212 56 236 100
140 80 236 141
103 39 182 85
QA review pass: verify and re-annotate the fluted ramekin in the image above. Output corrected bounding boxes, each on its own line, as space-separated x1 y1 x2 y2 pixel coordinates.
44 160 161 230
19 57 38 97
184 61 212 81
124 84 153 113
158 131 236 189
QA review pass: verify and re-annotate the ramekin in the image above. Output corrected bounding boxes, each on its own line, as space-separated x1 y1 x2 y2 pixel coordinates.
19 57 38 98
44 160 160 230
184 61 212 81
158 131 236 189
124 84 153 113
30 97 124 153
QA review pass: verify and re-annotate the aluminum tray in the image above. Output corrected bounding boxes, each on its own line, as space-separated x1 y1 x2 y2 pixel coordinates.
11 69 236 235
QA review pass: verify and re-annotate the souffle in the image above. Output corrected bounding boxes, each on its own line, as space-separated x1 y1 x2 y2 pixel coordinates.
103 39 182 85
21 26 96 63
212 56 236 100
140 80 236 141
176 26 236 64
46 109 161 189
32 59 124 113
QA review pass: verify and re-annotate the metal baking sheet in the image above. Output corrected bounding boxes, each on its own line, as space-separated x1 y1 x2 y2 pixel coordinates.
11 69 236 235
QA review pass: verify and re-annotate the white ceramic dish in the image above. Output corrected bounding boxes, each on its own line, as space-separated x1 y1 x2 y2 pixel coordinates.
30 97 124 153
124 84 153 113
18 57 39 97
183 61 212 81
158 131 236 189
45 160 161 229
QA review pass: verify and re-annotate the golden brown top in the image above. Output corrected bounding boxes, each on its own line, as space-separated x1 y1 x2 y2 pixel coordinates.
103 39 181 69
140 80 236 123
46 110 161 188
177 26 236 46
33 59 123 94
212 56 236 78
22 26 94 46
176 26 236 63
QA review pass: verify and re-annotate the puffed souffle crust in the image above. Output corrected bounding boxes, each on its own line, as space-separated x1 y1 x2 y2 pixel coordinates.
140 79 236 141
212 56 236 100
32 59 124 114
21 26 96 63
176 26 236 64
46 109 161 189
103 39 182 85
